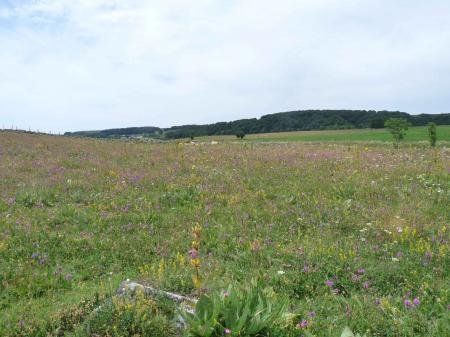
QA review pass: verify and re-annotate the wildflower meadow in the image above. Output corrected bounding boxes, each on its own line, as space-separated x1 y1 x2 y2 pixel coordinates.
0 132 448 336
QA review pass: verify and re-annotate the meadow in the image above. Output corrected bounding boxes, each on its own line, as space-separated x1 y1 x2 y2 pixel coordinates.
197 125 450 143
0 131 449 336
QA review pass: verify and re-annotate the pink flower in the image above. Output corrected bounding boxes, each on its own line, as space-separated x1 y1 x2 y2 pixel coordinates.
363 281 370 289
297 320 308 329
224 328 231 334
188 249 199 259
325 280 334 287
223 291 229 298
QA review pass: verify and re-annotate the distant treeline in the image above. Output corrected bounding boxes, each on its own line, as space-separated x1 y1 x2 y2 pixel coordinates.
64 110 450 139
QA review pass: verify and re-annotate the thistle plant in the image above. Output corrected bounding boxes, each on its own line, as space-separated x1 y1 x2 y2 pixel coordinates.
189 224 202 291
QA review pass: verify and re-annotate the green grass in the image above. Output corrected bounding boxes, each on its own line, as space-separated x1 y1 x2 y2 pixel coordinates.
0 132 449 336
246 125 450 143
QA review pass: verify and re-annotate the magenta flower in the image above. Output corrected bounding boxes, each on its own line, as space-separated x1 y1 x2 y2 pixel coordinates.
325 280 334 287
404 299 413 308
357 268 366 274
363 281 370 289
224 328 231 334
413 298 420 306
297 320 308 329
188 249 199 259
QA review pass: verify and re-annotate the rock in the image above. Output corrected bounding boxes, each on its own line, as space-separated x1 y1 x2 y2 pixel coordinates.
116 280 197 329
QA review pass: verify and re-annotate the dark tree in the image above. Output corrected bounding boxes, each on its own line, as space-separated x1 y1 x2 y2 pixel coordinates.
370 118 385 128
236 132 245 139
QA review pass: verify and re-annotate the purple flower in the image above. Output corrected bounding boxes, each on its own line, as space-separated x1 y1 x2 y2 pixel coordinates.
363 281 370 289
351 274 360 282
413 298 420 306
375 298 381 306
357 268 366 274
297 320 308 329
302 264 309 273
325 280 334 287
404 299 413 308
425 251 432 259
64 273 73 281
188 249 199 259
31 252 40 259
308 311 316 318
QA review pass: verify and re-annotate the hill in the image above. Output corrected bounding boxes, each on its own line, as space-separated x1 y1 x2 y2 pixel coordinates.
64 110 450 139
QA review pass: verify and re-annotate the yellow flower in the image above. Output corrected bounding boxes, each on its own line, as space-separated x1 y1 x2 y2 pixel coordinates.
192 275 202 289
191 258 201 268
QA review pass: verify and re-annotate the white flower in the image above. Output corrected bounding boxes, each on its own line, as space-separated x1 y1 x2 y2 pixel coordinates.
277 270 285 275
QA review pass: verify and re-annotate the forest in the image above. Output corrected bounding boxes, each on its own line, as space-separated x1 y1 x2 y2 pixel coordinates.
64 110 450 139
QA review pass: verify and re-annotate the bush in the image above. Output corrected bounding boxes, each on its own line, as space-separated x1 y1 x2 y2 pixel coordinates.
236 132 246 139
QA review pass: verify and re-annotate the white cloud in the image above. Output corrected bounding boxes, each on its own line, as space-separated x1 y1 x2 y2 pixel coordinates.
1 0 450 132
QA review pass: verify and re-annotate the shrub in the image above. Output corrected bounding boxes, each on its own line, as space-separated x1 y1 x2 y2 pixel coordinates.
236 132 246 139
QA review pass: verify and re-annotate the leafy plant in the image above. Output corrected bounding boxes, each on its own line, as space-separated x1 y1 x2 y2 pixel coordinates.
182 280 289 337
384 118 410 148
340 326 367 337
428 122 437 147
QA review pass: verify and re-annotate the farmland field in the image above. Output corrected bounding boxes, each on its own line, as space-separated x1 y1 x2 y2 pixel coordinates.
197 125 450 143
0 132 449 336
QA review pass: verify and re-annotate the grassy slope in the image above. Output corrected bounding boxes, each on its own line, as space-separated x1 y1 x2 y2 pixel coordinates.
0 132 449 336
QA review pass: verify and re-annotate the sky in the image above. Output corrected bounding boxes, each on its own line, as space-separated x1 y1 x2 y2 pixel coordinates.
1 0 450 133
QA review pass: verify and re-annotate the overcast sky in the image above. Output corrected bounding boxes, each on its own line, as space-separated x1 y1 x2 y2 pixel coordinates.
1 0 450 133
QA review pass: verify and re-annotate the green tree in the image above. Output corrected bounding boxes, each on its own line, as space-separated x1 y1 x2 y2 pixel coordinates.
235 132 245 139
384 118 410 148
428 122 437 147
369 117 385 128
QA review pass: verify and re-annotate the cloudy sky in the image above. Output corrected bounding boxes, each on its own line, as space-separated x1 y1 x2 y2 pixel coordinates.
1 0 450 133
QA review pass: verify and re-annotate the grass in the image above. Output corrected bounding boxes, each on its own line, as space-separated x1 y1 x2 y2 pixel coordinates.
196 125 450 143
0 131 449 336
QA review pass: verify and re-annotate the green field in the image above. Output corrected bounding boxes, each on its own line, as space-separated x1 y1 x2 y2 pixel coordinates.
0 132 449 336
245 126 450 143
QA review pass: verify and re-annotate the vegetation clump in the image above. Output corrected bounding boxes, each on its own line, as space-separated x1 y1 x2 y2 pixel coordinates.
428 122 437 147
384 118 410 147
